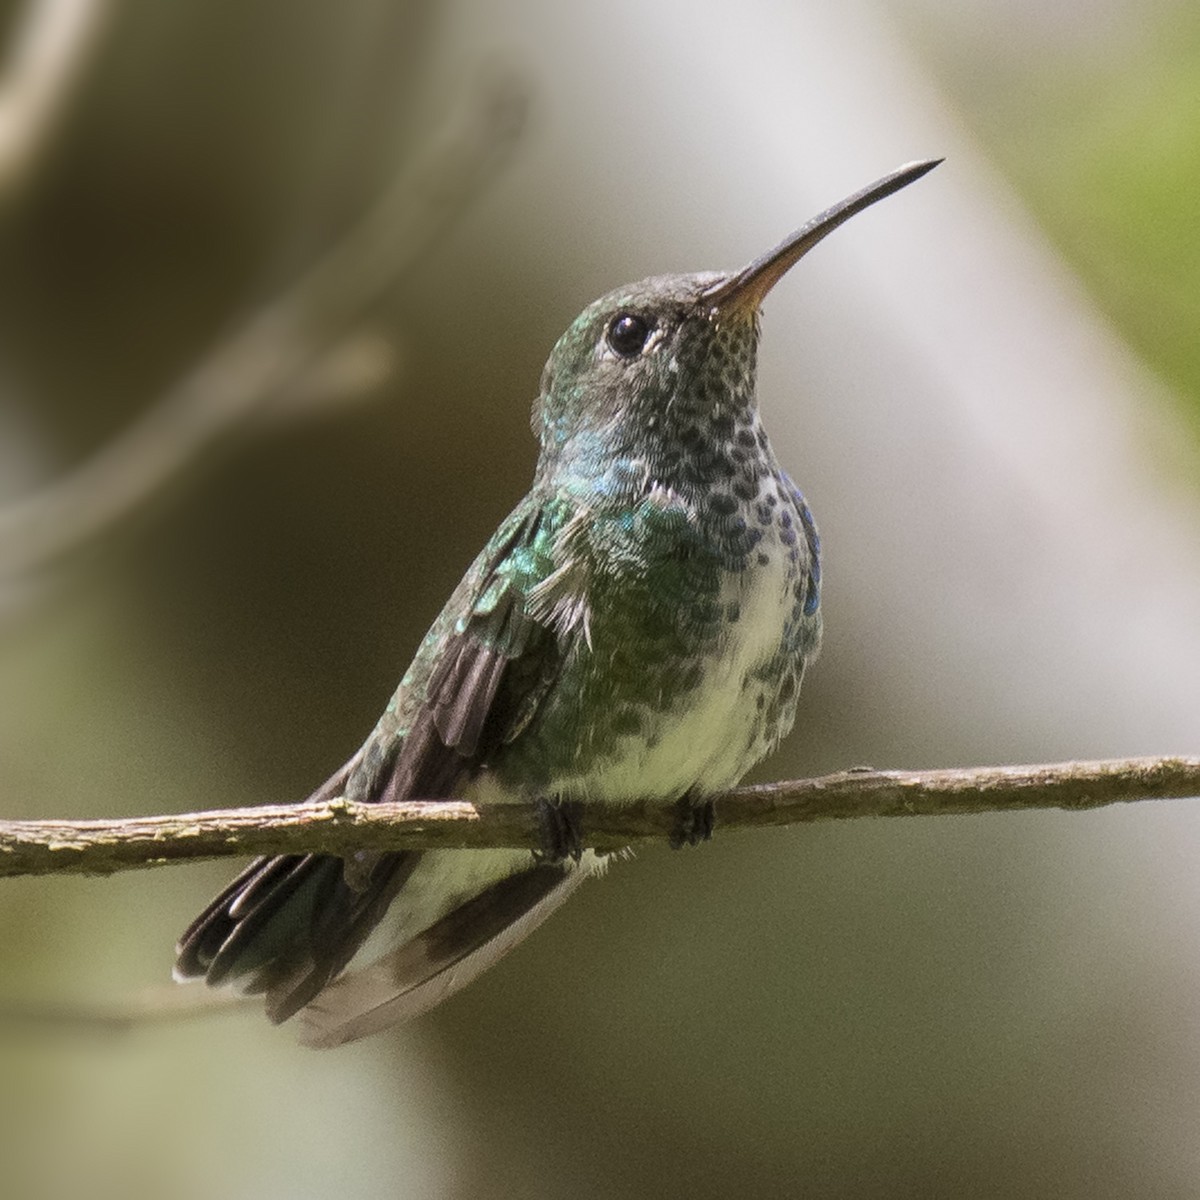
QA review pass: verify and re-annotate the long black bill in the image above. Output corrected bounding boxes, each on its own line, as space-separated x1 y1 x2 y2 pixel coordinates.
703 158 942 317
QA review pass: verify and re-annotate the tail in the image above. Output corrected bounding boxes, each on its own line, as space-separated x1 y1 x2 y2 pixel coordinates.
174 849 590 1038
173 849 418 1022
174 760 418 1023
295 851 592 1047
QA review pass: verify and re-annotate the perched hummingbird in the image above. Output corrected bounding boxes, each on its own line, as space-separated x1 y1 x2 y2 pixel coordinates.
176 159 939 1047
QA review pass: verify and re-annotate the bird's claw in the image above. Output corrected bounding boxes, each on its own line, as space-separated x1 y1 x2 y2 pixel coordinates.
535 798 583 863
669 796 715 849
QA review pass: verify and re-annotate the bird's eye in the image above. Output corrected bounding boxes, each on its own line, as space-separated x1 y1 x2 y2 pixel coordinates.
606 313 652 358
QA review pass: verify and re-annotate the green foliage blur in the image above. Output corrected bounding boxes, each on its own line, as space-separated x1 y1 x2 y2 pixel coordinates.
917 4 1200 426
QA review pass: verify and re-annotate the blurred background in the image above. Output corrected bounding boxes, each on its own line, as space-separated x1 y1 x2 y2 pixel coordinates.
2 0 1200 1196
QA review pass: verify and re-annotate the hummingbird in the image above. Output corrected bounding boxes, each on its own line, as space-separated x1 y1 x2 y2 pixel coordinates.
175 159 940 1047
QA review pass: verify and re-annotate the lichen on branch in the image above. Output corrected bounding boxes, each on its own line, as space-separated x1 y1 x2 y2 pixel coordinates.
1 756 1197 880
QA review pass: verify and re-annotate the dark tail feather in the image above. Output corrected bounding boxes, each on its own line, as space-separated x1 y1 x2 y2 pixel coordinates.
173 744 417 1021
174 850 419 1022
174 853 313 985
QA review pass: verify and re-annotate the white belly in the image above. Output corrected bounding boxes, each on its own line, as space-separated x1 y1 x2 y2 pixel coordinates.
549 550 795 803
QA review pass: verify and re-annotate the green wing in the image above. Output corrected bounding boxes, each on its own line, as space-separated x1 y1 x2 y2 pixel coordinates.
175 496 577 1024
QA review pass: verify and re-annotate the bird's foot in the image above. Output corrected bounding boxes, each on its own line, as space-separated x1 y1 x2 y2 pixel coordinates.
669 795 715 850
535 798 584 863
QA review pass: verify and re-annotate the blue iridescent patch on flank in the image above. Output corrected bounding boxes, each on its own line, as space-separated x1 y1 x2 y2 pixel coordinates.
782 473 821 617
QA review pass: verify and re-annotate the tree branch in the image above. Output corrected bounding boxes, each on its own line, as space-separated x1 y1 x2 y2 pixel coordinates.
0 71 527 583
2 756 1197 880
0 986 257 1033
0 0 113 211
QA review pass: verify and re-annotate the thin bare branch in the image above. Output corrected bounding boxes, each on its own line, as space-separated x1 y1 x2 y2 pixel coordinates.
0 0 113 207
0 72 528 582
2 757 1197 880
0 985 256 1034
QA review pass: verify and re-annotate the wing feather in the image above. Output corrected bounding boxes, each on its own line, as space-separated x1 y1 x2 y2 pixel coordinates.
175 499 588 1036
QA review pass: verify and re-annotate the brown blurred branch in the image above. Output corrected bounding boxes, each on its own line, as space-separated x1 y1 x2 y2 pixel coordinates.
0 71 528 582
2 756 1197 880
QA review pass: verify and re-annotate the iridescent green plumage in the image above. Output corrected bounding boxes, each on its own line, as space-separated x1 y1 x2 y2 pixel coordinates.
176 160 939 1045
